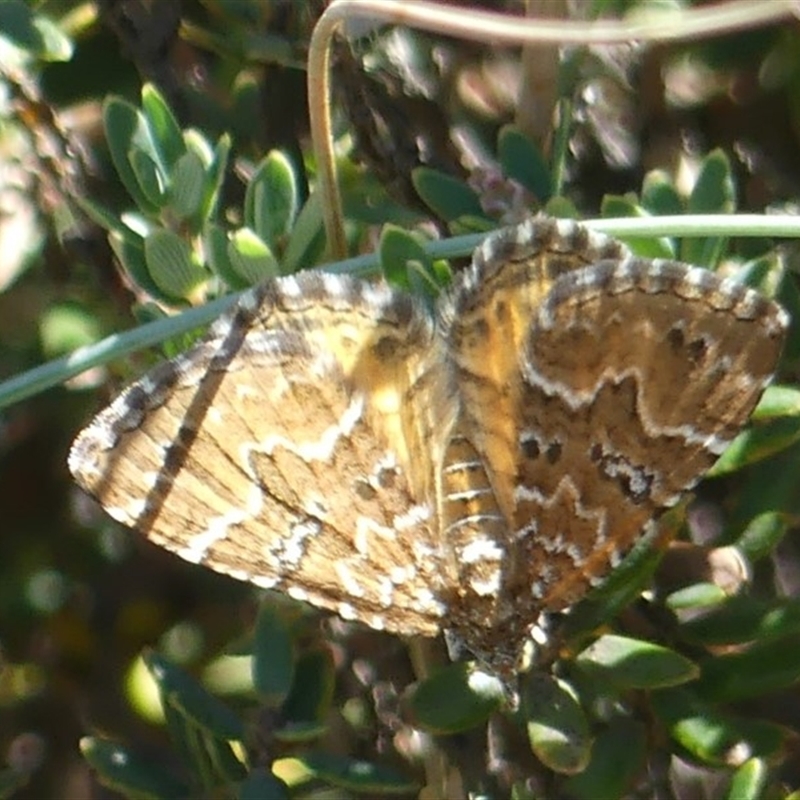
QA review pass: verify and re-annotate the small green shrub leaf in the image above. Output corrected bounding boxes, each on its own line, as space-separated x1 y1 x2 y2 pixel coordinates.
727 758 768 800
278 648 334 734
563 719 646 799
697 638 800 703
129 150 167 208
79 736 190 800
498 125 552 202
641 170 683 216
522 673 591 775
204 222 249 289
680 595 800 648
281 194 325 274
245 150 298 248
144 229 207 300
298 751 416 794
144 651 244 742
141 83 186 170
104 97 160 213
168 150 207 221
412 167 485 223
228 228 279 284
682 148 734 267
252 604 295 707
404 662 504 734
708 416 800 477
575 634 698 689
601 195 675 257
652 688 786 765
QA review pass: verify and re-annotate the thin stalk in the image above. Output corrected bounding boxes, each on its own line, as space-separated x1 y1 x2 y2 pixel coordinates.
308 0 797 254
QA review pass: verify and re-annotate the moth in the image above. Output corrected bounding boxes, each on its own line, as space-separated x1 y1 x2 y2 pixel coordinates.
70 218 787 673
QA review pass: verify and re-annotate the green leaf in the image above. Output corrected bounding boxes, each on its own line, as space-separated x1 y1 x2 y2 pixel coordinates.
727 445 800 529
80 737 190 800
380 225 425 290
232 71 261 141
75 196 125 235
379 225 443 301
252 603 295 708
141 83 186 171
708 416 800 477
159 697 246 791
448 214 497 235
129 149 167 208
103 97 160 214
753 385 800 421
33 18 71 61
652 688 786 765
0 1 42 53
198 134 231 223
278 647 334 735
733 511 788 563
665 582 728 612
522 673 591 775
228 228 279 284
281 193 325 274
697 637 800 702
144 229 207 301
727 758 768 800
339 160 423 228
575 635 699 690
161 699 199 780
201 734 247 785
298 751 416 795
736 251 785 297
412 167 486 223
182 129 214 167
144 651 245 742
168 150 207 222
687 149 736 214
600 195 675 258
550 96 572 196
680 595 800 648
563 719 646 799
272 720 327 744
404 662 504 734
777 271 800 361
641 170 683 216
110 229 174 304
204 222 249 290
600 194 640 217
245 150 299 249
543 195 580 218
681 148 735 267
498 125 552 202
39 302 102 358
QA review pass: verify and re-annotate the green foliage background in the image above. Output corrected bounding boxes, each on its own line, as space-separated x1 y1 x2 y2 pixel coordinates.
1 1 800 799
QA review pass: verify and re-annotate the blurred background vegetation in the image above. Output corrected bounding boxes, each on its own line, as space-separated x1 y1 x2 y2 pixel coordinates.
2 1 800 798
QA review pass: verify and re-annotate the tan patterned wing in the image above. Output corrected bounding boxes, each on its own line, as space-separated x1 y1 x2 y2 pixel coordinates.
69 272 453 636
443 217 631 522
439 218 633 663
512 256 787 613
442 218 786 667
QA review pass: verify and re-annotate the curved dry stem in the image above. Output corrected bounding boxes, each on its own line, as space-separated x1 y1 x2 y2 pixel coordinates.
308 0 797 256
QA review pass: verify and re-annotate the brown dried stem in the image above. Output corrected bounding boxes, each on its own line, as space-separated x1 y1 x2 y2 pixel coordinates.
308 0 798 258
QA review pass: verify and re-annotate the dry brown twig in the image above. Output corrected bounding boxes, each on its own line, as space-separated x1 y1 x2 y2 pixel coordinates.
307 0 799 258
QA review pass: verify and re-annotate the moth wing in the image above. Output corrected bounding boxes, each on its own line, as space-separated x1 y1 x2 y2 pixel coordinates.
70 272 450 635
